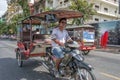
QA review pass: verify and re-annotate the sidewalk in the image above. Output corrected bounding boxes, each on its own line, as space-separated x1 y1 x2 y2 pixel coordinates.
95 47 120 54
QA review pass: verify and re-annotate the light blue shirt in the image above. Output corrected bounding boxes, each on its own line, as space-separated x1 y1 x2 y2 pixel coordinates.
51 27 71 47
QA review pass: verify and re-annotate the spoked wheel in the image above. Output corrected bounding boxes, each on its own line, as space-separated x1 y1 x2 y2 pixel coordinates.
74 68 96 80
17 51 23 67
47 57 56 76
48 57 54 69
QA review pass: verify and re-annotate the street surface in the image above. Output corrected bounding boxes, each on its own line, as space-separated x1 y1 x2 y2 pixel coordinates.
0 40 120 80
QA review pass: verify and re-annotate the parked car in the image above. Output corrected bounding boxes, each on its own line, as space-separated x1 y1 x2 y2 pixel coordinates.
10 35 17 40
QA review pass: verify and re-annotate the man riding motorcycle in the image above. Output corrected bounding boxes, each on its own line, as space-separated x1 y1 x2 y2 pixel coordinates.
51 18 73 77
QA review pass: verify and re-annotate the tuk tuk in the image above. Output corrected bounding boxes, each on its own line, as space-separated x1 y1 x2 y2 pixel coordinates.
14 10 96 80
15 10 83 67
66 25 96 55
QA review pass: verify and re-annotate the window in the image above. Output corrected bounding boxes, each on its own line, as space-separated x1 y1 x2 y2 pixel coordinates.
60 1 62 4
95 18 99 21
95 5 99 11
104 20 107 21
104 8 108 13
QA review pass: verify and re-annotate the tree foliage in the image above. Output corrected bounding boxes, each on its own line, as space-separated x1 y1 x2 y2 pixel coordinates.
69 0 96 24
10 0 30 17
2 0 30 34
10 14 24 34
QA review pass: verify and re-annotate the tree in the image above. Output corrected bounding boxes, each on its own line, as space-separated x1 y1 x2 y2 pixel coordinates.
9 0 30 17
10 14 23 34
5 0 30 34
69 0 96 24
0 22 8 34
16 0 30 17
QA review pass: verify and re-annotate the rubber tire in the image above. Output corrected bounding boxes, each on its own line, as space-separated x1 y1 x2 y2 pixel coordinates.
17 52 23 67
16 48 19 59
16 52 18 59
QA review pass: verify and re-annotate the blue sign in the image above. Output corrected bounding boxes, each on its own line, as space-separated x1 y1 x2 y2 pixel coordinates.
83 31 95 42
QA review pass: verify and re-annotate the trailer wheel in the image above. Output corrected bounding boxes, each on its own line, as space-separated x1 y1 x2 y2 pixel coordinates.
16 48 19 59
83 50 90 55
16 52 18 59
17 51 24 67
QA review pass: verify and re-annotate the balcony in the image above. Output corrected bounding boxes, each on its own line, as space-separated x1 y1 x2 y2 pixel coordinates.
101 0 118 7
56 2 71 9
97 11 118 18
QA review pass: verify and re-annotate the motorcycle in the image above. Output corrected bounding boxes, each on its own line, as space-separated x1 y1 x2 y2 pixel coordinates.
43 41 96 80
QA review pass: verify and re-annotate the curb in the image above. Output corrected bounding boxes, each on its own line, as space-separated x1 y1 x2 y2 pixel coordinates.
95 48 120 54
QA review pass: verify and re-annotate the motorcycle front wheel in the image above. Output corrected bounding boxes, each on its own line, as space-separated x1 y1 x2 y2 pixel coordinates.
74 68 96 80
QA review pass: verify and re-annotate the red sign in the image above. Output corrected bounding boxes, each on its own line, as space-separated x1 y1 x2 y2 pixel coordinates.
100 31 109 48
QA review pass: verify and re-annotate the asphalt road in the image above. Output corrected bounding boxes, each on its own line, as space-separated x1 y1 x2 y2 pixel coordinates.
85 50 120 80
0 40 120 80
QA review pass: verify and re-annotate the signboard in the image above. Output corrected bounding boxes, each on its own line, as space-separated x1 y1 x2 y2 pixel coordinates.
83 31 95 42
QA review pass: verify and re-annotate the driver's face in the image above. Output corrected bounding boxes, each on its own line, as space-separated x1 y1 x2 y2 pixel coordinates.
59 20 67 28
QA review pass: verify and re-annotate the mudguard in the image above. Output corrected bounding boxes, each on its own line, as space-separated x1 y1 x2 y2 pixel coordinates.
75 60 93 71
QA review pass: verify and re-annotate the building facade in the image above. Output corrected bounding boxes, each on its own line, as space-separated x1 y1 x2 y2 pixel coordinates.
87 0 119 23
3 0 120 24
45 0 119 23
